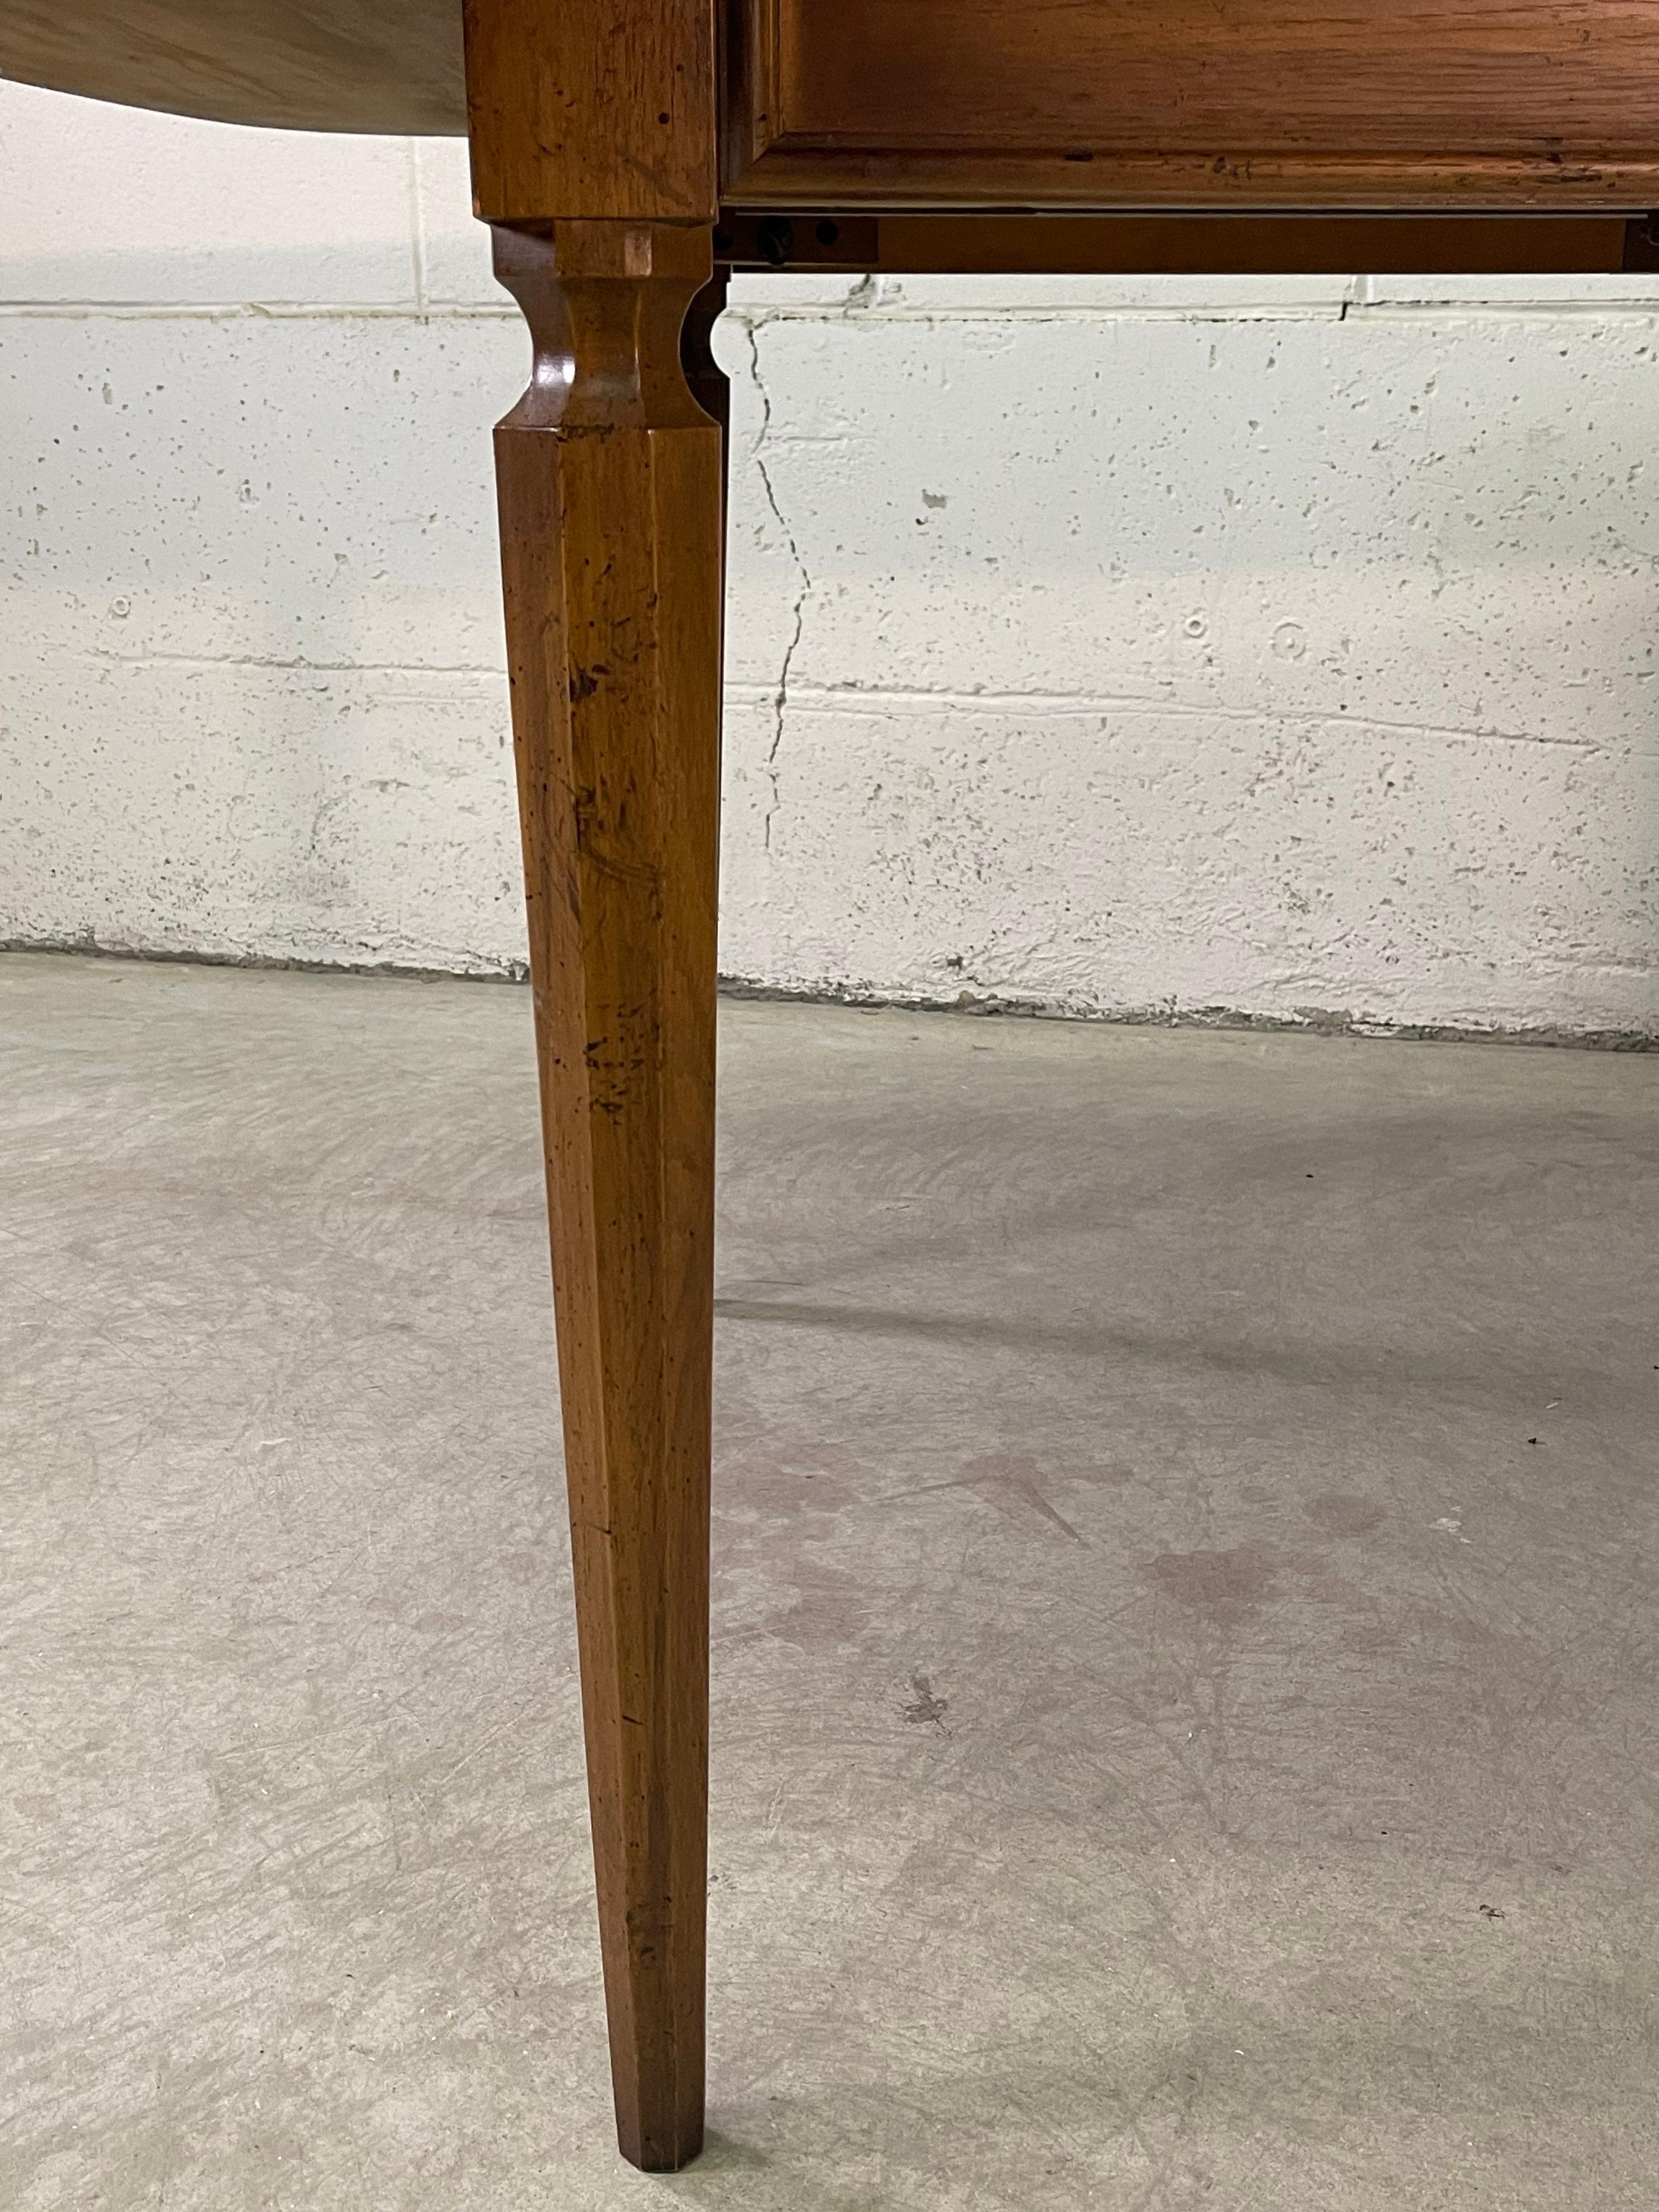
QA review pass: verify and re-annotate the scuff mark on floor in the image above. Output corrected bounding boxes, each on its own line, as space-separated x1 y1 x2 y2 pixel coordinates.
901 1671 951 1729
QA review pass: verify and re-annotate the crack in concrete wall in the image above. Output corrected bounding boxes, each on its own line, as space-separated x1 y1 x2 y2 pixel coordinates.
742 315 812 856
2 80 1656 1032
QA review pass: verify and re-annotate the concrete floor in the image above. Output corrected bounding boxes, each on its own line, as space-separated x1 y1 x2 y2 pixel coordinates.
2 952 1657 2211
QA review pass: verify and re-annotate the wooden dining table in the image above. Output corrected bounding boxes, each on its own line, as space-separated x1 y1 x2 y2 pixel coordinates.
4 0 1656 2172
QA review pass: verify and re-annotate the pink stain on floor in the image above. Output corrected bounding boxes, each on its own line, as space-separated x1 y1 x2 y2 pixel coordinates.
1142 1541 1281 1625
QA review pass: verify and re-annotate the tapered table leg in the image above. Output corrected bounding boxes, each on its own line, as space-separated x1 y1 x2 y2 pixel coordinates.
490 217 722 2174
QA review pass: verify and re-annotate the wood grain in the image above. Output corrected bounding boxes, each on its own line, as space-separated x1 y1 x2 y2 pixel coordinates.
727 0 1659 206
9 0 1659 208
0 0 467 133
489 217 722 2173
465 0 718 220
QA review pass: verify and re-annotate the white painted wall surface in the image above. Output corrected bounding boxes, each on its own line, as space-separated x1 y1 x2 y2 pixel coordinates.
2 80 1657 1035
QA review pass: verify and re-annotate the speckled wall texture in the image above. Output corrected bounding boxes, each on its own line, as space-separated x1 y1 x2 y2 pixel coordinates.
2 82 1656 1036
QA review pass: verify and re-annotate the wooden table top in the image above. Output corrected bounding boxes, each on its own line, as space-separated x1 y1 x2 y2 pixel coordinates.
0 0 468 134
5 0 1657 217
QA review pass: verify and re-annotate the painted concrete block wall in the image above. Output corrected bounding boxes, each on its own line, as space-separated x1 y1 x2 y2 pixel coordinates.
2 80 1657 1034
